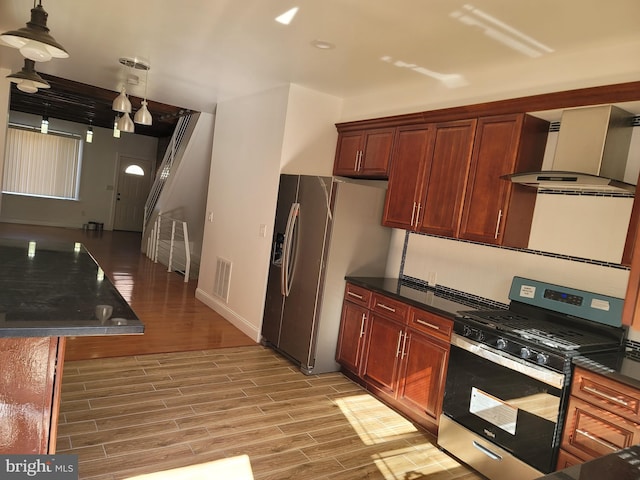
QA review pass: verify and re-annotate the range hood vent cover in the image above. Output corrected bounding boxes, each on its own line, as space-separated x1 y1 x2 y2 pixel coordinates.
505 105 635 194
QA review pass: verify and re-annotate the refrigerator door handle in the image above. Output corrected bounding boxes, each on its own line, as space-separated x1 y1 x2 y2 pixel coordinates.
281 202 300 297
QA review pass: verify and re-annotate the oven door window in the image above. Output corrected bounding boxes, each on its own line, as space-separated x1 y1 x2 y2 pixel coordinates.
443 344 565 473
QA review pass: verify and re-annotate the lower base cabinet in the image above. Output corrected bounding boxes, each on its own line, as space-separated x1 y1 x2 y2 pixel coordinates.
558 366 640 469
336 283 452 433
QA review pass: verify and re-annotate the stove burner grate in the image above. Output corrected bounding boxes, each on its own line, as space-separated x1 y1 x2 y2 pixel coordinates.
458 309 622 354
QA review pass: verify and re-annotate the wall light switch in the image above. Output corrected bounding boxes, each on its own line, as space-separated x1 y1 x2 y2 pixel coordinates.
259 224 267 238
207 212 214 222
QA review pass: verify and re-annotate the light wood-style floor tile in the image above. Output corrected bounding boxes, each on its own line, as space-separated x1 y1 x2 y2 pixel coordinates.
57 346 483 480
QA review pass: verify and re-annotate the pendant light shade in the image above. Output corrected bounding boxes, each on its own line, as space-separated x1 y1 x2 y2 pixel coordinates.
86 126 93 143
112 87 131 113
41 116 49 134
0 2 69 62
134 100 152 125
117 112 134 133
113 118 121 138
6 59 50 93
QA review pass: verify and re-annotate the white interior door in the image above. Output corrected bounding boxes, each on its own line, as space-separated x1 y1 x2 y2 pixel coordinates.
113 156 153 232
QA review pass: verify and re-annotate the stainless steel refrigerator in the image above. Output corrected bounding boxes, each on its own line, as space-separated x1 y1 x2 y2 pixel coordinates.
261 174 391 374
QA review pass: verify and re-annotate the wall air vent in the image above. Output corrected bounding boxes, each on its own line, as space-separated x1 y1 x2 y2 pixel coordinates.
213 257 232 302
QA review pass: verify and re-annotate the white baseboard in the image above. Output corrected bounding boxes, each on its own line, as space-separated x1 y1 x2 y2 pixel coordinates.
195 288 261 343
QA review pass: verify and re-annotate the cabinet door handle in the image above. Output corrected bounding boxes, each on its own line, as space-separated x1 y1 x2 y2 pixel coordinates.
416 203 422 227
582 385 630 407
494 209 503 239
416 319 440 331
376 303 396 313
401 332 409 359
347 291 364 300
410 202 417 227
396 331 404 358
359 313 366 338
575 429 619 453
355 150 363 171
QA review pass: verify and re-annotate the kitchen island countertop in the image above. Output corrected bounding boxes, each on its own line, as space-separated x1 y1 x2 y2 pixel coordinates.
0 238 144 337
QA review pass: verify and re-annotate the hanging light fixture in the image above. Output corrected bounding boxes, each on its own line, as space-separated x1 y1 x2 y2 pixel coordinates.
6 58 50 93
86 120 93 143
134 63 152 125
112 87 132 113
113 117 121 138
40 116 49 134
117 112 134 133
0 1 69 62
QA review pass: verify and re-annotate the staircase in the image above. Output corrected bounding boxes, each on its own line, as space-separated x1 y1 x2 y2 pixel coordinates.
141 113 202 280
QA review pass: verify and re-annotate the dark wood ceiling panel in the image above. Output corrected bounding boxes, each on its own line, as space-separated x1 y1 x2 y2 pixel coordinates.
8 74 191 138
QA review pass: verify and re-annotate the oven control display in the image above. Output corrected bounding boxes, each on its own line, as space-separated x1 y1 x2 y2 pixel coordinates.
543 288 583 306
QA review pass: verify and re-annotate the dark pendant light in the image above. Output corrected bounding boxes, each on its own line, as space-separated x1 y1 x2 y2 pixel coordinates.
6 58 50 93
0 1 69 62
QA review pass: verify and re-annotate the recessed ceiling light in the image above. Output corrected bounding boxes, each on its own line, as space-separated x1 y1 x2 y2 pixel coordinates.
311 40 335 50
275 7 299 25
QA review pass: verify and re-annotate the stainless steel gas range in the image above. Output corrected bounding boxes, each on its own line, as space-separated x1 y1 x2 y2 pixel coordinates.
438 277 626 480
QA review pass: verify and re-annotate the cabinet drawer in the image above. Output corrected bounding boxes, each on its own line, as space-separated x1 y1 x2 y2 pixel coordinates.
344 283 372 308
572 367 640 423
370 293 409 323
562 396 640 462
556 448 585 470
408 307 452 342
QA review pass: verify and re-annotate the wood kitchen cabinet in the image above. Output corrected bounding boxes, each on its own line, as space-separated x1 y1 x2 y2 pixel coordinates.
338 285 452 433
397 314 450 422
383 119 476 236
382 125 434 230
333 128 395 178
458 113 549 247
558 366 640 468
335 283 373 375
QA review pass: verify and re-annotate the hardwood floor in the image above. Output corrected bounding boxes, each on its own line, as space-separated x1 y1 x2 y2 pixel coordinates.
0 223 482 479
0 223 256 360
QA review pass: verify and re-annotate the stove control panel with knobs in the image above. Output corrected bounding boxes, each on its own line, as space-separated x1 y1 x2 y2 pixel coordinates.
453 316 570 373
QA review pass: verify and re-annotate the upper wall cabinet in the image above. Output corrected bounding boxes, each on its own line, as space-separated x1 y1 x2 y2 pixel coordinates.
383 120 476 234
459 114 549 248
333 128 395 178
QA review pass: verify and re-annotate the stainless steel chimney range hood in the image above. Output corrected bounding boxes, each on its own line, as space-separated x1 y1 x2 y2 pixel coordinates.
504 105 635 194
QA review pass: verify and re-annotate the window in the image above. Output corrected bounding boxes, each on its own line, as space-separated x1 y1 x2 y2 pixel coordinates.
2 126 82 200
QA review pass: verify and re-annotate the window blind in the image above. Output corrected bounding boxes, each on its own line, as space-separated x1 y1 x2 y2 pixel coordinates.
2 127 82 200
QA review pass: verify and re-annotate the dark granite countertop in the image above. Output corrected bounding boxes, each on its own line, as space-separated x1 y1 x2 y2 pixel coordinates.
0 239 144 337
345 276 495 319
572 349 640 390
536 444 640 479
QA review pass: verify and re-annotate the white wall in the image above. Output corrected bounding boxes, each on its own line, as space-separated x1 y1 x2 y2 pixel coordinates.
1 111 158 230
196 86 290 341
152 112 215 259
196 84 342 342
280 84 342 175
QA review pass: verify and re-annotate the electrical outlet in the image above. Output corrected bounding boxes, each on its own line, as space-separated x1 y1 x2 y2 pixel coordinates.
427 271 437 287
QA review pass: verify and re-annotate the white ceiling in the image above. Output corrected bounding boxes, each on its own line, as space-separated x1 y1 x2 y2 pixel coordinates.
1 0 639 117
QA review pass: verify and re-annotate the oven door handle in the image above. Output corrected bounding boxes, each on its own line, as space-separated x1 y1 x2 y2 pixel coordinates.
450 333 566 390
